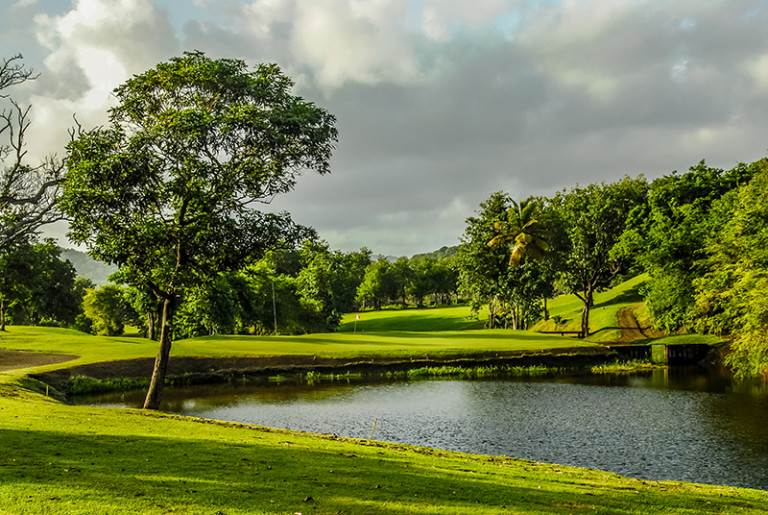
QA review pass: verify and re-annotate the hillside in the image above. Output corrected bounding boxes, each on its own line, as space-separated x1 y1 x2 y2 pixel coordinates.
59 248 117 285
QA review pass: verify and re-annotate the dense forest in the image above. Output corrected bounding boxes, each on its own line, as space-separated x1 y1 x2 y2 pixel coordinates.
2 52 767 380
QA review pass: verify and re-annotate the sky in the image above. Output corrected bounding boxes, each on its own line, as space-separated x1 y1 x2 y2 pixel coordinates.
2 0 768 257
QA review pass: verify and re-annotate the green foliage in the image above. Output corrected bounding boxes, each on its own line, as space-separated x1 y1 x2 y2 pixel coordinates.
297 241 372 329
590 360 659 374
458 193 560 330
406 364 562 379
61 51 337 300
408 256 458 306
458 191 510 319
60 51 337 407
637 160 756 330
174 274 259 338
488 198 550 267
67 375 150 395
0 238 79 327
693 158 768 377
168 243 372 338
356 258 400 310
411 245 459 260
82 284 135 336
355 254 458 311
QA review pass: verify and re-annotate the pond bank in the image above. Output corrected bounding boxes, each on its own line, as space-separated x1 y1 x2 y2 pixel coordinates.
36 347 618 395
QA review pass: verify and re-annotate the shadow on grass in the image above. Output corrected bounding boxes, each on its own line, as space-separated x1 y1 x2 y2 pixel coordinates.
338 314 475 333
592 289 643 309
0 422 763 515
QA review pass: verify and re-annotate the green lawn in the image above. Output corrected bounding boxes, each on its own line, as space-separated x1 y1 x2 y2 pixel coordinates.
0 322 602 377
0 377 765 514
338 304 484 332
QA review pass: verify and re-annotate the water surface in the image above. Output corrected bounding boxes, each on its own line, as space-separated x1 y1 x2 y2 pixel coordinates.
78 367 768 490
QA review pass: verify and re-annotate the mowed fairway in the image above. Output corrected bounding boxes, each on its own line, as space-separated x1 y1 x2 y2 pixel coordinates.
0 304 602 376
532 274 647 341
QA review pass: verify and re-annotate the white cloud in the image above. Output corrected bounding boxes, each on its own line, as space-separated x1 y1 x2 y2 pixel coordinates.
21 0 180 159
746 53 768 91
10 0 37 14
420 0 524 41
290 0 422 89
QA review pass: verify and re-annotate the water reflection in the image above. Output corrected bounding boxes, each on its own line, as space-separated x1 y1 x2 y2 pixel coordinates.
77 366 768 490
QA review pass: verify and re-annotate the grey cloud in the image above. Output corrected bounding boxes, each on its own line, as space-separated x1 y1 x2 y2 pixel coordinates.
5 0 768 256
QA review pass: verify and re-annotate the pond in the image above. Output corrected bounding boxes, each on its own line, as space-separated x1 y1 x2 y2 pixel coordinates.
77 366 768 490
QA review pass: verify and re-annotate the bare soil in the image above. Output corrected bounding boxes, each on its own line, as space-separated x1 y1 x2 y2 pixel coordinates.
615 304 665 342
0 349 77 372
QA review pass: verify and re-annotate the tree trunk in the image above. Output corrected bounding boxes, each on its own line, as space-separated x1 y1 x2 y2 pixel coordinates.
543 297 549 321
0 299 5 331
488 300 495 329
511 304 519 330
143 297 174 410
579 290 593 339
147 311 155 341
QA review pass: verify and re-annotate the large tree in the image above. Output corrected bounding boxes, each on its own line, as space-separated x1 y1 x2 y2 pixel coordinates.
553 176 648 338
61 52 337 409
0 54 63 249
459 192 554 329
487 197 555 327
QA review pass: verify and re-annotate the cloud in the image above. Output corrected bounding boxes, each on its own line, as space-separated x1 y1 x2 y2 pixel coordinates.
21 0 179 157
4 0 768 256
173 0 768 254
292 1 421 88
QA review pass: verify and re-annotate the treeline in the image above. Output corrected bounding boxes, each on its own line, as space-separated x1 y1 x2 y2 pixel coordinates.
3 158 767 377
0 239 460 337
456 157 768 377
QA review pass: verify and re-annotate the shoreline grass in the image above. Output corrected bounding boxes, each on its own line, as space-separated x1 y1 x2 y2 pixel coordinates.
1 377 766 514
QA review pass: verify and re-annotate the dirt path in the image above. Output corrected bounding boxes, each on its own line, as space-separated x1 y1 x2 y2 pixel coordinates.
0 349 77 372
615 304 648 343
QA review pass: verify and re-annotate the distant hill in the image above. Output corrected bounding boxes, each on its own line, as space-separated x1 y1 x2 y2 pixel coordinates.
411 245 459 260
59 248 117 285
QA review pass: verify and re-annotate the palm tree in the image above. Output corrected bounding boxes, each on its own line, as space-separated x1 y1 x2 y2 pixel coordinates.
487 198 549 267
487 198 553 326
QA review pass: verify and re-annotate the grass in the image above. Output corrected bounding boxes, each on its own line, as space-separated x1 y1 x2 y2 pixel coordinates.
590 360 662 374
338 304 485 332
403 364 563 379
0 324 604 377
532 274 647 342
1 377 766 514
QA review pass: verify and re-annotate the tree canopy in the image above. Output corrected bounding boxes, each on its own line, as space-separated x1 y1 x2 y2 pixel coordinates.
694 158 768 377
